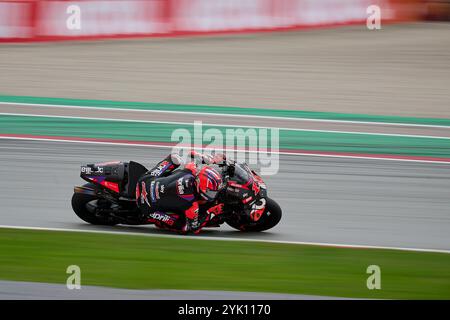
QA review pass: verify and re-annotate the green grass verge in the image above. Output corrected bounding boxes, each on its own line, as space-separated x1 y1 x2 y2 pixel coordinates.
0 228 449 299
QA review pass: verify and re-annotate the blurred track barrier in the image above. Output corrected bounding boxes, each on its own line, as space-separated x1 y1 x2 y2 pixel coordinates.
425 0 450 20
0 0 35 39
0 0 424 42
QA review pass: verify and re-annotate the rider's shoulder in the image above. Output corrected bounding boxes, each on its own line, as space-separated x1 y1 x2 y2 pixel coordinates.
183 162 197 175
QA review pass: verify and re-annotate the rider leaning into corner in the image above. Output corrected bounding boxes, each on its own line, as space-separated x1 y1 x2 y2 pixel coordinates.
135 151 226 234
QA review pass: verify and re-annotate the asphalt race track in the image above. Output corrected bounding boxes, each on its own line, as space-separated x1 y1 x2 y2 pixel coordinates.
0 280 350 300
1 139 449 251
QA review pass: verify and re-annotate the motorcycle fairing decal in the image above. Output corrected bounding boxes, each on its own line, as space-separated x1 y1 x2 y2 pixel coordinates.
102 180 120 193
250 198 266 222
227 181 249 190
81 166 94 175
152 213 180 230
87 176 120 193
150 181 157 203
150 160 172 177
155 181 160 200
251 181 260 195
148 211 176 226
242 196 254 204
252 171 267 191
135 182 140 201
140 181 151 207
87 175 104 182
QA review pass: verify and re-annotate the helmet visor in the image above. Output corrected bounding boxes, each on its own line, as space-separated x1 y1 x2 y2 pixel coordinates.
203 189 219 201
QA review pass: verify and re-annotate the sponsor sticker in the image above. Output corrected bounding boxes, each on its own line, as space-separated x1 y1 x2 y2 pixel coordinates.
151 160 170 177
149 212 175 226
177 177 185 195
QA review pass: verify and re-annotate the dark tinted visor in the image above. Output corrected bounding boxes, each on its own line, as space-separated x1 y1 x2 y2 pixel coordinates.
203 189 219 200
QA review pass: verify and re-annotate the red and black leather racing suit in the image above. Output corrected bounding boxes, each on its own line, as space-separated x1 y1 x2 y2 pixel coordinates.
135 153 220 234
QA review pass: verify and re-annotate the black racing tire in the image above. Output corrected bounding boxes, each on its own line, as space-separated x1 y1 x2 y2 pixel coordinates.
226 197 282 232
71 184 117 226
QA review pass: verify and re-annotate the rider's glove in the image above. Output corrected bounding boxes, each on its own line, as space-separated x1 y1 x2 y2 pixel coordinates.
179 202 200 234
188 150 226 165
189 150 209 162
188 150 200 159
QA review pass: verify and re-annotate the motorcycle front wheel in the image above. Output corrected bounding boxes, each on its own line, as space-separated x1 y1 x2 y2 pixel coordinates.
226 197 282 232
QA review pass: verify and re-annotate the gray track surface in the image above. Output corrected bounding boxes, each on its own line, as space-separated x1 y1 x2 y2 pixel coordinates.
0 280 347 300
1 23 450 118
1 139 450 250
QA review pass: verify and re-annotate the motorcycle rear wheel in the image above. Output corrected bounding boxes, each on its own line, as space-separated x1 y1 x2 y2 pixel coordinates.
226 197 282 232
71 184 117 226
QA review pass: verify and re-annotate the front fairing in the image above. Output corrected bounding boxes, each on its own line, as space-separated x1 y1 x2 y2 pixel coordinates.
225 163 267 202
251 169 267 198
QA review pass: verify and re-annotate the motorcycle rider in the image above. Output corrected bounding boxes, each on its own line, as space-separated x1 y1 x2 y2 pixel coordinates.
135 151 226 234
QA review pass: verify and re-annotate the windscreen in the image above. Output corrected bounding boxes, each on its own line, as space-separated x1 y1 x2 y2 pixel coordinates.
232 164 250 184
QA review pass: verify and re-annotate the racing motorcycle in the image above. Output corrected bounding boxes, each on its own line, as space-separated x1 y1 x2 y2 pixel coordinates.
71 159 282 232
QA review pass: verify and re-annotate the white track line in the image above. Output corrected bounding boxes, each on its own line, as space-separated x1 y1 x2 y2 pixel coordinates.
1 101 449 129
0 225 448 254
1 135 450 165
1 112 450 140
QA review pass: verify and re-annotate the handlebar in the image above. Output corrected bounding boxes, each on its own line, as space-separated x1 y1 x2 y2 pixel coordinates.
218 159 235 180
